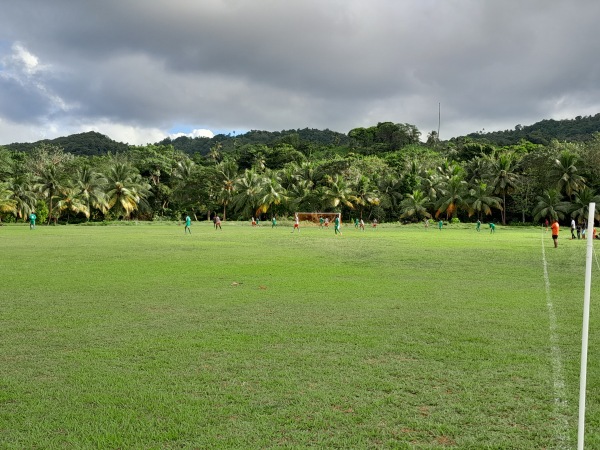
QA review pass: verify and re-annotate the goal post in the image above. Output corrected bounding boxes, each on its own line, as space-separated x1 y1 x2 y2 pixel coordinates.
295 212 342 224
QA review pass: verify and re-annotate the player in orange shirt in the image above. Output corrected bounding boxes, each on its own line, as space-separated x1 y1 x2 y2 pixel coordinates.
551 219 560 248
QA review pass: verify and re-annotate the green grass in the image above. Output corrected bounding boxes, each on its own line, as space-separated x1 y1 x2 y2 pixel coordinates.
1 221 599 448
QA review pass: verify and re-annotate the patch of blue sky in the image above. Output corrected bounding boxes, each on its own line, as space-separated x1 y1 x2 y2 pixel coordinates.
168 124 248 138
0 40 12 70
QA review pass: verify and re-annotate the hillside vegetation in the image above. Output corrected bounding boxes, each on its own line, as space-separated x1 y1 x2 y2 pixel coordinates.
2 116 600 225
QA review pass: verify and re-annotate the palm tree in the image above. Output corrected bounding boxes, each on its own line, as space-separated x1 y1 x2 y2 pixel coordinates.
173 158 196 182
352 175 380 219
286 179 315 213
420 169 440 204
279 163 302 191
0 183 17 221
215 160 238 220
532 189 570 222
296 161 318 185
231 169 266 218
426 130 439 146
489 152 519 225
54 184 89 223
376 172 403 215
551 150 586 200
171 158 199 214
208 142 222 164
436 161 465 183
258 169 286 216
466 182 502 220
466 156 492 185
104 163 151 219
435 175 468 219
76 166 107 220
34 163 67 224
5 174 37 221
321 175 357 212
400 190 431 222
568 187 600 224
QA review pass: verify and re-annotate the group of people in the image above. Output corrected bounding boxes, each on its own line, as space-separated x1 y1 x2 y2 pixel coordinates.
184 213 348 234
567 218 598 241
353 218 365 231
296 214 344 234
184 214 222 233
475 219 495 233
423 218 496 233
543 218 600 248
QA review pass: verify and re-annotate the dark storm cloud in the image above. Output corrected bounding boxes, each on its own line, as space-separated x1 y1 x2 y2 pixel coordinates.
1 0 600 144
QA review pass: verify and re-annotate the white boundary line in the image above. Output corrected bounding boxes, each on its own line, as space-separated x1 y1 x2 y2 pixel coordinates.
541 230 570 449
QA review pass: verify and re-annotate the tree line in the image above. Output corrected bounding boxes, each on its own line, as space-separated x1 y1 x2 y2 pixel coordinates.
1 121 600 225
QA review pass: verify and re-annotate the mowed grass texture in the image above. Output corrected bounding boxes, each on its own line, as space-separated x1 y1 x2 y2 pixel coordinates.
1 221 599 448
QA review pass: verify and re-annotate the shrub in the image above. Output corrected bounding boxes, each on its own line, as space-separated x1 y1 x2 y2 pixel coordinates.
35 201 49 224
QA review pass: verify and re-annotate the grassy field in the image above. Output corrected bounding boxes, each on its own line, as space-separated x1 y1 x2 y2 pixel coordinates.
1 220 599 448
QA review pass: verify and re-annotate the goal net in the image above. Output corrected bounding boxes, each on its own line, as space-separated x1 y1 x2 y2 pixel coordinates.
296 212 342 224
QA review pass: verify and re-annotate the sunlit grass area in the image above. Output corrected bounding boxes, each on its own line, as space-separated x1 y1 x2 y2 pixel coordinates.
1 221 599 448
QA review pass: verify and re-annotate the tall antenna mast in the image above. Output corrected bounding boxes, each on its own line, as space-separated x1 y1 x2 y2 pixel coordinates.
438 102 441 140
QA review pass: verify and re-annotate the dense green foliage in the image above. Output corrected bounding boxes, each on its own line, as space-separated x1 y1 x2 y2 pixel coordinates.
4 131 129 156
2 117 600 225
158 128 351 157
462 113 600 146
1 224 598 448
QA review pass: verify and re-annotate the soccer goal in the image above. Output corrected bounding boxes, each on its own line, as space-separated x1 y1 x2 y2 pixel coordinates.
296 212 342 224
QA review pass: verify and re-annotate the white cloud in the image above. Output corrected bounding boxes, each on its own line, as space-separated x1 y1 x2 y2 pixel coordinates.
0 117 49 144
11 43 42 75
0 117 171 146
75 121 168 145
169 129 214 140
2 1 600 145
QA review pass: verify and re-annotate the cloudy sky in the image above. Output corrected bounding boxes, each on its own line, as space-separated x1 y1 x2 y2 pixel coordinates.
1 0 599 145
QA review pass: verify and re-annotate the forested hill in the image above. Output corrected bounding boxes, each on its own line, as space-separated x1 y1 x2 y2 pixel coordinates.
3 128 351 157
460 113 600 146
158 128 351 156
4 131 129 156
4 114 600 156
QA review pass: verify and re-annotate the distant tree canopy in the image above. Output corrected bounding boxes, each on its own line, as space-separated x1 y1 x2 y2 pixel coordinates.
157 128 351 157
4 131 129 156
460 113 600 146
348 122 421 151
2 116 600 225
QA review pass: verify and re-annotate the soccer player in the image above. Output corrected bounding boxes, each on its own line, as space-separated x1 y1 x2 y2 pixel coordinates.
372 218 378 229
334 214 342 235
29 212 37 230
215 215 222 230
184 214 191 234
476 219 481 232
319 217 324 229
571 218 576 239
359 218 365 231
354 218 359 229
292 213 300 233
251 217 257 227
489 222 495 233
272 216 277 228
551 219 559 247
324 217 329 228
438 219 443 230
